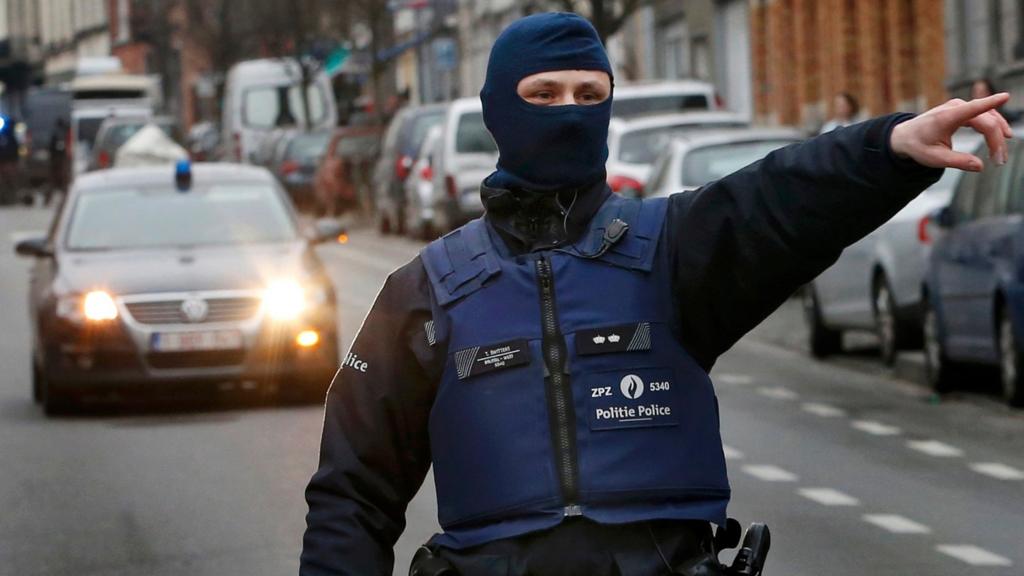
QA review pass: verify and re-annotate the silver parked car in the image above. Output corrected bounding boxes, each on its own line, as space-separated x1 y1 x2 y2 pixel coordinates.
805 132 982 363
645 128 803 197
402 124 444 240
429 97 498 233
605 111 748 196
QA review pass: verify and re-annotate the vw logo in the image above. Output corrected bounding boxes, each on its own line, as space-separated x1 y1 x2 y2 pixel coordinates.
180 297 209 323
620 374 645 400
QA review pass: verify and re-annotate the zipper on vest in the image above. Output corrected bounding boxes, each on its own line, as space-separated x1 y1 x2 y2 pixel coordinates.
535 256 580 514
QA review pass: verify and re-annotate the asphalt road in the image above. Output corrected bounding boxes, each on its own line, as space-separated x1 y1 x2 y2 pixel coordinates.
1 204 1022 576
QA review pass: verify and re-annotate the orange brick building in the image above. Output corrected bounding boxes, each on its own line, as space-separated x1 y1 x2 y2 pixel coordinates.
751 0 947 129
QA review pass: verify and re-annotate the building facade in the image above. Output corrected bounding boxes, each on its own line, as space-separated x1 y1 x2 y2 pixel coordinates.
750 0 947 130
945 0 1024 106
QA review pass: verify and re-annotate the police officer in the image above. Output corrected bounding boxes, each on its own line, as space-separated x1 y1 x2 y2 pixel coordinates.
301 13 1011 576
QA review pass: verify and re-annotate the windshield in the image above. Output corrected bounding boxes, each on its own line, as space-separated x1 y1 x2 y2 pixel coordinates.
76 117 106 145
243 84 327 129
612 94 711 117
455 112 497 154
335 133 381 160
65 184 298 250
681 140 797 187
618 121 747 165
286 132 331 161
406 111 445 154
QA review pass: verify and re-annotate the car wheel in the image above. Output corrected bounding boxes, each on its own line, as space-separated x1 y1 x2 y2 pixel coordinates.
803 286 842 358
379 212 392 235
923 296 957 394
998 310 1024 408
874 278 901 366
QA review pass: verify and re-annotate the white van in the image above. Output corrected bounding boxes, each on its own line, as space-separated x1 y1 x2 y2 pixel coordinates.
429 97 498 233
222 59 338 164
69 73 157 178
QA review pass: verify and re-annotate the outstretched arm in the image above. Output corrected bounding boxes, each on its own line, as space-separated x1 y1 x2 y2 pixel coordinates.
669 94 1012 370
301 258 439 576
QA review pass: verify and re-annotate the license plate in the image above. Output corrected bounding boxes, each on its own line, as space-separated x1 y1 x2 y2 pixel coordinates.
151 330 243 352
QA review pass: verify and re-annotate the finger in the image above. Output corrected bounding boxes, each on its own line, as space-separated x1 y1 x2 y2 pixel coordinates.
992 109 1014 138
968 112 1009 164
927 148 984 172
945 93 1011 124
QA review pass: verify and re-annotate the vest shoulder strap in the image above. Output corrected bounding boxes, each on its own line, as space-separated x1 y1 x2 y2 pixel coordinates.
575 195 669 272
420 218 502 306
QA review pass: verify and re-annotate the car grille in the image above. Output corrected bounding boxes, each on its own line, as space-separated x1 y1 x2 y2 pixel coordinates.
124 297 261 325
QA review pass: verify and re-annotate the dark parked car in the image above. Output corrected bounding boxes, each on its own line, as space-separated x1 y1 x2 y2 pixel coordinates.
22 87 71 186
923 135 1024 406
372 104 447 234
15 162 343 414
268 130 331 211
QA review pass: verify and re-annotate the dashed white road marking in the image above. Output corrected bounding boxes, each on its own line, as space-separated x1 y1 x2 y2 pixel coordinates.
851 420 902 436
797 488 860 506
742 465 798 482
757 386 798 400
935 545 1013 567
717 373 754 385
801 402 846 418
722 445 744 460
862 514 932 534
970 462 1024 481
907 440 964 458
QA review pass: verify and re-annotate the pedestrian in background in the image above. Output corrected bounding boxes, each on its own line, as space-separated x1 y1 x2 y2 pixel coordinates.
972 77 1021 123
820 92 860 134
46 117 68 206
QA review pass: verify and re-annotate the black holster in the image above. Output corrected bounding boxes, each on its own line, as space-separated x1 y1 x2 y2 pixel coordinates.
409 545 457 576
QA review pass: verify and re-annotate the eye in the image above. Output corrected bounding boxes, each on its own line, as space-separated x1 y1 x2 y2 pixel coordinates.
577 91 604 104
534 91 554 101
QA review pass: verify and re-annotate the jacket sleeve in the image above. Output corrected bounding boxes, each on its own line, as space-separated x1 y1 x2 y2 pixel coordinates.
668 113 944 370
301 256 440 576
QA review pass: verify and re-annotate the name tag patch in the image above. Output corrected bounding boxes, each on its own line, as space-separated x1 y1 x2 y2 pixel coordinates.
454 339 530 380
587 367 679 430
576 322 651 355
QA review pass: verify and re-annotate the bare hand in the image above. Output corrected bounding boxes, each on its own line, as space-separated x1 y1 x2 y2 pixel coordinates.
889 93 1012 172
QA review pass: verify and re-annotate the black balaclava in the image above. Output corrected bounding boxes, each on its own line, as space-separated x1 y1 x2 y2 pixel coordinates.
480 12 614 193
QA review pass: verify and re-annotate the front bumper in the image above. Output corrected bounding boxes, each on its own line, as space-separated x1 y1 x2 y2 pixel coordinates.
42 290 339 390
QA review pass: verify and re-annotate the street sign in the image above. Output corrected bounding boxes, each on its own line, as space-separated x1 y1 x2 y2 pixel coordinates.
325 47 351 75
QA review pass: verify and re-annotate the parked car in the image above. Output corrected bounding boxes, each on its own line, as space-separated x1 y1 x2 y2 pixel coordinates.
922 134 1024 406
606 111 749 196
373 103 448 234
269 130 332 210
22 87 71 186
222 58 337 164
645 128 802 197
806 132 981 365
429 97 498 233
612 80 720 118
402 124 444 240
314 125 383 217
252 127 297 169
14 162 344 414
90 115 180 171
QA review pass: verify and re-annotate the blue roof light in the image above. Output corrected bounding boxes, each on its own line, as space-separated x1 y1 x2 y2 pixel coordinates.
175 159 192 191
0 116 7 132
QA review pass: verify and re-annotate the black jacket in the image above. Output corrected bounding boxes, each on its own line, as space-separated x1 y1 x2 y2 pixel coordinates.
300 114 943 575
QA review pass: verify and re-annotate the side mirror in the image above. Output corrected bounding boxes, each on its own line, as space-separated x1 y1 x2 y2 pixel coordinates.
311 217 347 245
14 236 52 258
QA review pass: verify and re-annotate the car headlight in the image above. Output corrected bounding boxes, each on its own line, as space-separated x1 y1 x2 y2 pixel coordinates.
83 290 119 321
58 291 119 323
263 280 306 320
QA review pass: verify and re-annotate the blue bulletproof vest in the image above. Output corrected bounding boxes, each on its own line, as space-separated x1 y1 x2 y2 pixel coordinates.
420 194 730 549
